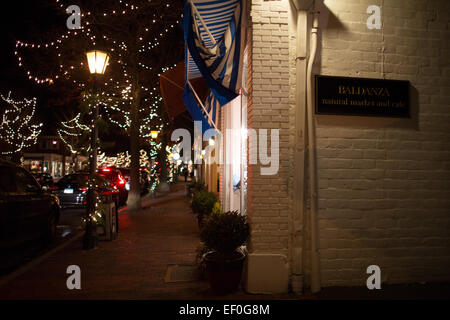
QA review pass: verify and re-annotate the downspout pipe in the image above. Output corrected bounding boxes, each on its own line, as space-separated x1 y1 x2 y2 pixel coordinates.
291 4 307 294
307 11 321 293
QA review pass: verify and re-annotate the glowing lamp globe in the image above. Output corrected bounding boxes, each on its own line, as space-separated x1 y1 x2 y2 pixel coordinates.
86 50 110 75
151 131 159 139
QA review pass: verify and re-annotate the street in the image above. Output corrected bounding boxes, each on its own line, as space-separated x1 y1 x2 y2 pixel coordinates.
0 207 85 276
57 208 85 239
1 202 128 277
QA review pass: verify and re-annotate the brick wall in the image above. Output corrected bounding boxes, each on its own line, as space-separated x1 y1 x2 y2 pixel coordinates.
247 0 292 259
314 0 450 286
247 0 450 291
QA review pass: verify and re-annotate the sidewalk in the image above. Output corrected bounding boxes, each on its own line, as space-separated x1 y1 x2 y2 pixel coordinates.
0 183 294 300
1 183 448 300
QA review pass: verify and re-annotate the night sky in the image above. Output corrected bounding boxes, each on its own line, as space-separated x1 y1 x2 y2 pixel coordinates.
0 0 155 153
0 1 72 134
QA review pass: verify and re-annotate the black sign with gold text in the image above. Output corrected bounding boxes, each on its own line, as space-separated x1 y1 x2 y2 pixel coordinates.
315 75 410 117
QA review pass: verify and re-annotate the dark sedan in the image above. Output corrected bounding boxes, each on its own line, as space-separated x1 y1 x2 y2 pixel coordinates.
0 160 60 262
32 172 54 188
51 173 119 209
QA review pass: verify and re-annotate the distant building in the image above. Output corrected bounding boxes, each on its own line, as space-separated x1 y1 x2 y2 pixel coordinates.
22 135 87 177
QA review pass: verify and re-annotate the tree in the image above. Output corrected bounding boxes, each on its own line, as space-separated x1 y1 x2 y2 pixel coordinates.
14 0 185 209
88 0 184 209
0 91 43 157
57 112 90 171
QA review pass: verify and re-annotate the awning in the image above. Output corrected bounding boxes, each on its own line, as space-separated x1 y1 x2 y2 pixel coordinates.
182 0 244 132
160 62 209 120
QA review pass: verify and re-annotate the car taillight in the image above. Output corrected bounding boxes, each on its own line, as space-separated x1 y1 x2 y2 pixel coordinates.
102 168 111 172
49 185 58 191
79 187 88 192
118 174 125 185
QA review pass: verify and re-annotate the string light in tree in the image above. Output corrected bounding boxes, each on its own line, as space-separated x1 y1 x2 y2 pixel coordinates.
15 0 182 89
0 92 43 155
57 113 90 154
81 193 105 228
14 1 181 191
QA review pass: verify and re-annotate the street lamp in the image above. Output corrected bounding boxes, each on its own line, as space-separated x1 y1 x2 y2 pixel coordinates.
83 49 110 250
86 50 110 74
150 130 158 139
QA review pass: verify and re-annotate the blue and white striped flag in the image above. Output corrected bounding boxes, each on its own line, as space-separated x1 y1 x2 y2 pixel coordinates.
182 86 220 134
184 0 243 107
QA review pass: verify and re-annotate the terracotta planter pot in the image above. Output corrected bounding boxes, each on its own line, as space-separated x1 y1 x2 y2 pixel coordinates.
203 250 246 294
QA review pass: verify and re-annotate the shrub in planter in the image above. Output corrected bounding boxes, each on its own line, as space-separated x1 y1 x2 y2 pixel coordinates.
191 190 217 227
211 202 222 216
188 181 205 197
200 211 250 294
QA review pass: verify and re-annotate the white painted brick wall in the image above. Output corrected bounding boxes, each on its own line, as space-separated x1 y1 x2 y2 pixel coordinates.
247 0 292 259
314 0 450 286
248 0 450 289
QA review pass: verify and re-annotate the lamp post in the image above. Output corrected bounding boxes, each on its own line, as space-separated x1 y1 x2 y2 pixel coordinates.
83 49 110 250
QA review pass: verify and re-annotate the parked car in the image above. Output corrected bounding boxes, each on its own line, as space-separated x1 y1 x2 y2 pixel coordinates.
32 172 54 188
97 167 128 206
50 172 119 209
0 160 60 258
119 167 150 195
118 168 132 191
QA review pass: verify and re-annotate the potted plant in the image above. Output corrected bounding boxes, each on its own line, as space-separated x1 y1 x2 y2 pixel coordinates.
191 190 217 228
188 180 205 198
200 210 250 294
195 242 210 280
195 203 221 278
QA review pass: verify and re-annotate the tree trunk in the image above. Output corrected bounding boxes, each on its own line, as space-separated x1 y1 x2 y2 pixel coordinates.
159 131 168 183
127 64 142 210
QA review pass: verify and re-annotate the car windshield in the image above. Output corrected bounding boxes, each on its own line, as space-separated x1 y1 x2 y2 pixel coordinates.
57 174 108 189
56 174 87 188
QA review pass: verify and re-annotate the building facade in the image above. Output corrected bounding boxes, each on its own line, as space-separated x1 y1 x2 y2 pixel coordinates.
243 0 450 293
182 0 450 294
